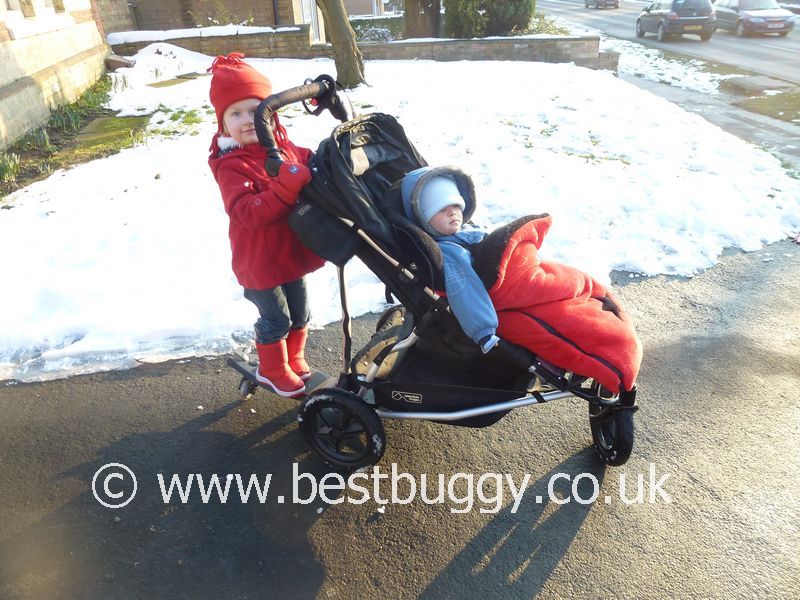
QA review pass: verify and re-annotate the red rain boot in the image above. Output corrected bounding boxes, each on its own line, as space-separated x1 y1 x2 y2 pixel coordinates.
286 327 311 381
255 340 305 397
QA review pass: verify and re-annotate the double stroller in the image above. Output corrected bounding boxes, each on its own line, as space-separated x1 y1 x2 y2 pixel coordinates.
235 75 640 469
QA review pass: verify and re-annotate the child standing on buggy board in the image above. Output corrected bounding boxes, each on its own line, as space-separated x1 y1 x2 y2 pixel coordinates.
207 53 325 398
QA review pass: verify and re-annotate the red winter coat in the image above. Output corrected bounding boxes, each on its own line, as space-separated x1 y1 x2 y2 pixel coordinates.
488 216 642 393
208 126 325 290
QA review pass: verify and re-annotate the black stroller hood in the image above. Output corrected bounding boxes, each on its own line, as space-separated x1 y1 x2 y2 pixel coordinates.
301 112 427 245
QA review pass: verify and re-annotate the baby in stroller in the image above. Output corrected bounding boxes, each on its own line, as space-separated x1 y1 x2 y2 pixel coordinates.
401 166 500 355
400 165 642 397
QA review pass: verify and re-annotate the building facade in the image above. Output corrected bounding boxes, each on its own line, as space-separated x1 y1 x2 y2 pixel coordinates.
1 0 108 149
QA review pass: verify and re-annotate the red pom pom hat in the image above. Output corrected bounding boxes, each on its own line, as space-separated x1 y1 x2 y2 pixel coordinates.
208 53 273 131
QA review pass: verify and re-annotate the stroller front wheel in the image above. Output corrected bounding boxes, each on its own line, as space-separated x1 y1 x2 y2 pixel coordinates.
298 389 386 470
589 400 635 466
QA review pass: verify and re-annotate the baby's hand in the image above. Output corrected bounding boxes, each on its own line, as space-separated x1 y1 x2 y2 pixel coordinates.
275 161 312 200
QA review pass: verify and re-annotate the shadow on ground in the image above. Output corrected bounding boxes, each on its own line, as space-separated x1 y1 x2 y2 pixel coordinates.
420 451 605 598
0 397 331 599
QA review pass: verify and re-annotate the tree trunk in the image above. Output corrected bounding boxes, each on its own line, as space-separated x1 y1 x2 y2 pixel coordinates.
316 0 366 89
404 0 441 38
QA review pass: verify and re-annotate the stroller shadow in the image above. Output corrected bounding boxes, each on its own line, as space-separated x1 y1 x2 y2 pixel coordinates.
420 451 605 599
0 398 331 599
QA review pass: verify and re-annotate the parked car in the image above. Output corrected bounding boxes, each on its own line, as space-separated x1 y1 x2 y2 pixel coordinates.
586 0 619 8
714 0 796 36
778 2 800 14
636 0 717 41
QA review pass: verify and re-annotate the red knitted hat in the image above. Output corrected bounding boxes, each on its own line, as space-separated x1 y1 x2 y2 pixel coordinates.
208 53 272 131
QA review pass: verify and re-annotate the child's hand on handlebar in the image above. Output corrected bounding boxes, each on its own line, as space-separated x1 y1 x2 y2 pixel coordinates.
275 161 312 201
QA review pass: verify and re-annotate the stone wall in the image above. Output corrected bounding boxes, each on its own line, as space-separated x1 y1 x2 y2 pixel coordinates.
359 37 616 70
0 1 109 150
110 23 328 59
94 0 135 33
110 30 618 73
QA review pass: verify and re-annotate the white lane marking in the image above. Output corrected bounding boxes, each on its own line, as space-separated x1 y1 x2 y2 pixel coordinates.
759 44 800 55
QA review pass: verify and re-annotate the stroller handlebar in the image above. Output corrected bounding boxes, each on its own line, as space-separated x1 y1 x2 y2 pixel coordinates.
254 74 349 176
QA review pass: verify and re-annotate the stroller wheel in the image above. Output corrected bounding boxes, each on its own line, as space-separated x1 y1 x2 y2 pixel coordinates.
238 376 258 400
588 385 634 466
298 389 386 470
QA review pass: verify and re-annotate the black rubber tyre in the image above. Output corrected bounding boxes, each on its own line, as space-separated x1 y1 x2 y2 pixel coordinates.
589 401 635 466
636 19 645 38
778 31 789 37
700 32 712 41
238 376 258 400
298 389 386 470
657 22 668 42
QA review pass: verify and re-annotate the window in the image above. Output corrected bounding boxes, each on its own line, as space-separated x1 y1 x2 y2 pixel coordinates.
740 0 780 9
42 0 66 13
674 0 713 8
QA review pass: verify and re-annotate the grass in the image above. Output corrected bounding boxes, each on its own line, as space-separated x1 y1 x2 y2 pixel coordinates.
0 77 150 201
733 90 800 125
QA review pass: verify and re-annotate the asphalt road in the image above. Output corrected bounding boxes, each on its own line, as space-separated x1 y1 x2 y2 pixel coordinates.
1 239 798 598
540 0 800 83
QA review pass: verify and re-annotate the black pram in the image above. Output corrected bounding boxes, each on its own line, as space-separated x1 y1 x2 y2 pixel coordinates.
228 75 639 470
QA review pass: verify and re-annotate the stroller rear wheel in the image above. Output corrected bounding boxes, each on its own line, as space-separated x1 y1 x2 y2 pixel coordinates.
588 384 634 466
298 389 386 470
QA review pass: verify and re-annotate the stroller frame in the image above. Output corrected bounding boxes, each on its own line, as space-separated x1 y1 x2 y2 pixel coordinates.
233 76 639 470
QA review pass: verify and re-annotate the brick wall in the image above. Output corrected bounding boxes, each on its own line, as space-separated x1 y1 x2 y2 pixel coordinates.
110 30 617 73
128 0 277 30
111 23 326 59
359 37 612 69
94 0 136 34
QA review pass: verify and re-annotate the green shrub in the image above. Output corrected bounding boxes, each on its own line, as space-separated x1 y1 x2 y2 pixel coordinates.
17 127 51 151
50 105 83 132
484 0 535 36
0 153 21 183
350 15 405 41
443 0 487 38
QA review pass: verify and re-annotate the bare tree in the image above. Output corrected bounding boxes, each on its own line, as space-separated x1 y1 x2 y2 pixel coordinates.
404 0 441 38
316 0 366 88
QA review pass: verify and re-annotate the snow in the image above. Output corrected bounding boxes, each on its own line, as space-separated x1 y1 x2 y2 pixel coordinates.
1 42 798 383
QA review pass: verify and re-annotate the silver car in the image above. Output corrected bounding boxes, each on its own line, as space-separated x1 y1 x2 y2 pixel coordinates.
715 0 796 36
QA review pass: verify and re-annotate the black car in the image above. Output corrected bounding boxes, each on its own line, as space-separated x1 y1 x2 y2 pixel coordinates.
636 0 717 41
715 0 796 36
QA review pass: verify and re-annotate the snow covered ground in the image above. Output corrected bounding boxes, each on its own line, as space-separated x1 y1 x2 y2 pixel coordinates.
1 42 798 383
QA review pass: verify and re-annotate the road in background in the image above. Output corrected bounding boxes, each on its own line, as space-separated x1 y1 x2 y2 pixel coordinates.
541 0 800 83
